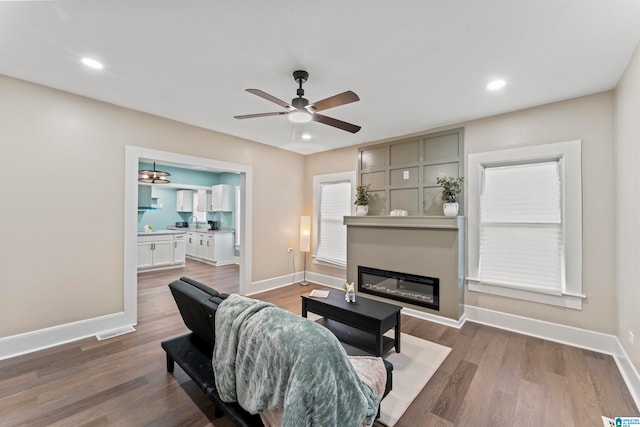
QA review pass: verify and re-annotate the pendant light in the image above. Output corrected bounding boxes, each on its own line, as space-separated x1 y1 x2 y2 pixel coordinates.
139 162 171 184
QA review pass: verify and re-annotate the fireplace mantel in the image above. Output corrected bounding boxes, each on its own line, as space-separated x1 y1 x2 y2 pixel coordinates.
344 215 463 230
345 215 465 321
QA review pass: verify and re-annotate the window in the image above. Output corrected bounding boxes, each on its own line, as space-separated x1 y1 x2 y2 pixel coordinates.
192 193 207 223
312 171 356 268
467 140 583 309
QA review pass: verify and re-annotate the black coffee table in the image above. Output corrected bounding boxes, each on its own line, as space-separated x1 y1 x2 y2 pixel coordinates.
301 289 402 357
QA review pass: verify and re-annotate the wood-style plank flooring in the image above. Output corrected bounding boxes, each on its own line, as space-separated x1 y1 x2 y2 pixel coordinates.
0 260 637 426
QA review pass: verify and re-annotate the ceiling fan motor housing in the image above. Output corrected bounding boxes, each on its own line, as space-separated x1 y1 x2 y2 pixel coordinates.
292 97 309 109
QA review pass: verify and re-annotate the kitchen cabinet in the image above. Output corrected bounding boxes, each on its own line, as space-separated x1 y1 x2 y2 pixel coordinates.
176 190 194 212
197 189 212 212
137 233 186 271
137 235 173 269
173 234 185 264
208 232 234 264
195 233 208 259
210 184 233 212
186 232 196 256
185 231 235 266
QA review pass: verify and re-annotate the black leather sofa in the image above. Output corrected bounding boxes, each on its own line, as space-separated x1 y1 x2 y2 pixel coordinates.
161 277 393 427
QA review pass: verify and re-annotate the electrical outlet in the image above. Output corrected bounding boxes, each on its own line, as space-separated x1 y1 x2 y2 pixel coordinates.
629 331 635 346
287 248 293 253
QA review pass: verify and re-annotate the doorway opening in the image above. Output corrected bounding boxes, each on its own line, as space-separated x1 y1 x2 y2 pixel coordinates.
124 146 253 326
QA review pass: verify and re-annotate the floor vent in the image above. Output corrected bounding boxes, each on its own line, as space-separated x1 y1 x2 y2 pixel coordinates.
96 326 136 341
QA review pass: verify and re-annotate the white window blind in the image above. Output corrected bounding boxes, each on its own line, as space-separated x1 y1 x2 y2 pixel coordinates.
479 161 563 294
316 181 351 267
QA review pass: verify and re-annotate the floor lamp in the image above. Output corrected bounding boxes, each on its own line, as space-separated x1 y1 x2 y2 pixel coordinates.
299 216 311 285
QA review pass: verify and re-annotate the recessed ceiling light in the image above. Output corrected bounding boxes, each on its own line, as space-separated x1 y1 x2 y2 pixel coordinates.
302 133 311 140
487 79 506 91
81 57 104 70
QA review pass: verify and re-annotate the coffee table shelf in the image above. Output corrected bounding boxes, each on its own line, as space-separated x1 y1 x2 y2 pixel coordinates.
301 289 402 357
325 320 396 356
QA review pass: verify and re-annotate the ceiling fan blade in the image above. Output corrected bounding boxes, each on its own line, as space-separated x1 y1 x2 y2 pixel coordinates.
312 113 361 134
308 91 359 112
246 89 292 109
234 111 289 119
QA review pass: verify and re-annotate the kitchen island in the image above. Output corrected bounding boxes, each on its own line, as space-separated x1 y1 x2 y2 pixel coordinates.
179 228 235 266
137 230 187 272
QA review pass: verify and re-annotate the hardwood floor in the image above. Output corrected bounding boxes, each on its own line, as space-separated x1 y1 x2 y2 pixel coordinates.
1 261 637 426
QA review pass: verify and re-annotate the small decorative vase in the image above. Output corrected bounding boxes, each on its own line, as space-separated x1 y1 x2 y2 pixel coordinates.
443 202 459 217
356 205 369 216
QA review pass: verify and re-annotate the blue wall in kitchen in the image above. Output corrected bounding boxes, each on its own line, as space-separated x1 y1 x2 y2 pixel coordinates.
137 162 240 232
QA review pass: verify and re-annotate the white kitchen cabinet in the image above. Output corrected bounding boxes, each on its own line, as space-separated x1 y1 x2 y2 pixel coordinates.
176 190 194 212
186 232 196 256
173 234 186 264
137 235 173 269
208 232 234 264
197 189 213 212
153 241 174 266
195 233 208 259
210 184 233 212
184 231 235 265
137 241 154 268
137 233 187 271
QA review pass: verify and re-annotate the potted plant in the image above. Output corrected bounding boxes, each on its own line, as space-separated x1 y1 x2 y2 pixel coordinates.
354 184 370 216
436 176 464 216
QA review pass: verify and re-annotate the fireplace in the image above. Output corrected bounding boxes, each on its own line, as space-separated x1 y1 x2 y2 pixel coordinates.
358 266 439 310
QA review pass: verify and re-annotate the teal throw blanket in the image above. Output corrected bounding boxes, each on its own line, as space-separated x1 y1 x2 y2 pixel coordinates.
213 294 379 427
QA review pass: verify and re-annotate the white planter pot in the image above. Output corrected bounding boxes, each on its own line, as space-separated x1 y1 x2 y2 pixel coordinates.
355 205 369 216
443 202 459 217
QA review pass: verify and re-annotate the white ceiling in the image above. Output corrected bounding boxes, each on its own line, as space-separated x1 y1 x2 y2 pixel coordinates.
1 1 639 155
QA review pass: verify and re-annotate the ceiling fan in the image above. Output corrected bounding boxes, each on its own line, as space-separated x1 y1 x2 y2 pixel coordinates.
234 70 361 134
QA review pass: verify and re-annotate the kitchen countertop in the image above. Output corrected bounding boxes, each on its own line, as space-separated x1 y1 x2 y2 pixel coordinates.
137 229 187 236
166 226 234 234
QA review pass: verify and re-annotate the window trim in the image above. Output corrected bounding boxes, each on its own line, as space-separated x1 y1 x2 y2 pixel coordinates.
312 171 356 269
466 140 584 309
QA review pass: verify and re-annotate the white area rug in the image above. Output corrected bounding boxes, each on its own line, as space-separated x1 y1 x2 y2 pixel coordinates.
378 333 451 426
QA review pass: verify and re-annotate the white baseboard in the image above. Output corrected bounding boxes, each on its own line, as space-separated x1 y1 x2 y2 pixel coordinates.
402 307 466 329
615 346 640 412
246 271 306 296
464 304 640 410
0 312 135 361
305 271 345 289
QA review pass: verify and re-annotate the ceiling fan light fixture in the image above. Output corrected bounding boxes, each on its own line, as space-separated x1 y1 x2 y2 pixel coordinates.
289 110 312 123
139 162 171 184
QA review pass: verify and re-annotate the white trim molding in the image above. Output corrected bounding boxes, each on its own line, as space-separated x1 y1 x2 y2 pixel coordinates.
0 312 134 361
305 271 347 290
467 140 583 309
246 272 306 296
402 307 466 329
464 304 640 410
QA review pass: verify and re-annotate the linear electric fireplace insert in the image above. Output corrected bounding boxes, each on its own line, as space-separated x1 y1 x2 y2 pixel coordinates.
358 266 439 310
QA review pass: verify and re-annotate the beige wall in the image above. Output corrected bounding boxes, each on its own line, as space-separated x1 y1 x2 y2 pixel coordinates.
463 92 615 334
615 41 640 371
0 75 305 337
303 148 358 278
306 91 616 334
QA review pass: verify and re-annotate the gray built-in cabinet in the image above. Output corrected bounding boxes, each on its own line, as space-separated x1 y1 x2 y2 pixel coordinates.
358 127 464 216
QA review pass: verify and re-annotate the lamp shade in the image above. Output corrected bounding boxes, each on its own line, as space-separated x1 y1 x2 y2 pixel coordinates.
300 216 311 252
